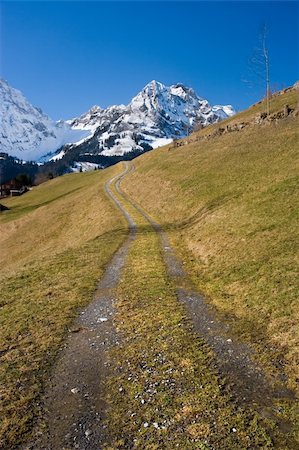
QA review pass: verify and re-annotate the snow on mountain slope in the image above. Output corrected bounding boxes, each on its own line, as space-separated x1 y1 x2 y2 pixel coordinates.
0 79 90 161
0 78 235 163
65 80 235 158
67 104 126 133
71 161 102 172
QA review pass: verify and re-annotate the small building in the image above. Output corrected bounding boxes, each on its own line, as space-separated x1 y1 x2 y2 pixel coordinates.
10 186 27 196
0 180 16 198
0 180 28 198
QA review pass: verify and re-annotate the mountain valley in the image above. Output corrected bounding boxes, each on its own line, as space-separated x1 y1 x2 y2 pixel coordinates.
1 86 298 449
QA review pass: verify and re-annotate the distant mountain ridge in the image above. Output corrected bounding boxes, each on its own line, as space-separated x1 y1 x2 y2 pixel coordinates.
0 79 235 165
0 79 89 161
64 80 234 158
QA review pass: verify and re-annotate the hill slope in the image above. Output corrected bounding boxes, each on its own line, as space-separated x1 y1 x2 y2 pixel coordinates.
122 87 299 391
0 167 128 448
1 86 298 449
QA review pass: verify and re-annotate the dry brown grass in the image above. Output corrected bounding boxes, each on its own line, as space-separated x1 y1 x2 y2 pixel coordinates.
103 186 277 449
0 165 128 449
0 167 125 280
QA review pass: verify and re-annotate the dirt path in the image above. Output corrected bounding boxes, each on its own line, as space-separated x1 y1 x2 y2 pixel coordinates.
24 165 136 450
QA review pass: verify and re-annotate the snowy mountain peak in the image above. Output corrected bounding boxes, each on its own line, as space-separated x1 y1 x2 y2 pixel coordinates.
0 79 90 161
127 80 233 129
90 105 102 113
143 80 165 92
1 79 235 164
64 80 235 159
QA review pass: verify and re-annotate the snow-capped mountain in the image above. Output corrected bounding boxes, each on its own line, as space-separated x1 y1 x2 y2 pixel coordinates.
65 80 235 157
0 79 234 164
0 79 90 161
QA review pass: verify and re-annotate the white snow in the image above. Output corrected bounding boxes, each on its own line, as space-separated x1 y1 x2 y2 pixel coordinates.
212 104 235 120
49 149 65 161
71 161 102 173
0 79 90 161
1 78 235 163
79 80 235 157
150 137 173 149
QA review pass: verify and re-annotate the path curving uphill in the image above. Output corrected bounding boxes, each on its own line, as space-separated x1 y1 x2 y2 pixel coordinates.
23 162 297 449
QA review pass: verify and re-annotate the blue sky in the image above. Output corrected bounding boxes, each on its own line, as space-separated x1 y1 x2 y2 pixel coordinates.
1 1 298 119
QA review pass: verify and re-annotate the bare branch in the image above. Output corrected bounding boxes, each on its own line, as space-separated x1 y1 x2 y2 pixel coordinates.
243 24 271 114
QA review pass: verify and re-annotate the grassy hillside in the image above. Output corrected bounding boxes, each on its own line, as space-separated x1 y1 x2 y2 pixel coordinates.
102 179 285 449
0 167 128 448
0 170 127 280
0 87 298 448
122 88 299 394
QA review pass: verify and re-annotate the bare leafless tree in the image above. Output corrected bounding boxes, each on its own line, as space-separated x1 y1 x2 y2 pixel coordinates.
243 25 271 114
261 25 271 114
